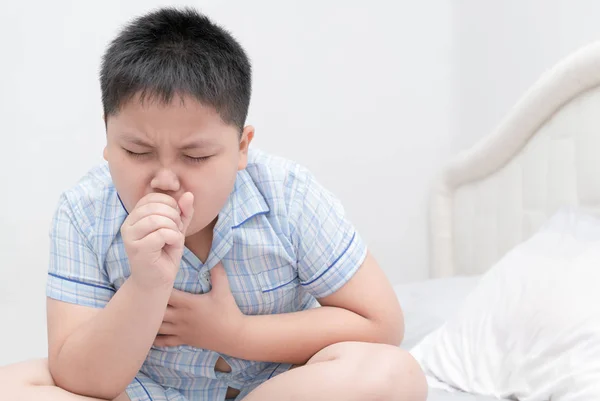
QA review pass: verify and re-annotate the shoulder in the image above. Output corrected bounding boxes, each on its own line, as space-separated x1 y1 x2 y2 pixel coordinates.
245 148 315 202
244 148 343 219
52 164 125 245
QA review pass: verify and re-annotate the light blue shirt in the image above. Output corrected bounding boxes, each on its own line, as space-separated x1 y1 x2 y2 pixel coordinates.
46 148 367 400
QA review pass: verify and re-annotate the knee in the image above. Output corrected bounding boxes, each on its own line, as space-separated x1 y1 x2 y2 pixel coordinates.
337 343 428 401
370 345 428 401
0 359 54 388
0 360 123 401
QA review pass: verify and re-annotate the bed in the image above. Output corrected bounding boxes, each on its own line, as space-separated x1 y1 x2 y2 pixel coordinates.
394 41 600 400
396 276 492 400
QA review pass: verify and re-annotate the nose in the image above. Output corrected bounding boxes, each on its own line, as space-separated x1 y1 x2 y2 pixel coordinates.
150 168 181 195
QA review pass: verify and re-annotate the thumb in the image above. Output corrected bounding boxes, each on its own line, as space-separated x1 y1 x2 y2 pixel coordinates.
210 263 230 294
168 288 191 307
178 192 194 234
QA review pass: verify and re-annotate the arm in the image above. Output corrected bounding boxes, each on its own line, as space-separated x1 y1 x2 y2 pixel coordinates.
231 251 404 364
47 192 194 399
47 280 171 400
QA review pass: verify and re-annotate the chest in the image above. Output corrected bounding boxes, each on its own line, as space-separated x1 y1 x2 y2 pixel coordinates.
104 220 312 316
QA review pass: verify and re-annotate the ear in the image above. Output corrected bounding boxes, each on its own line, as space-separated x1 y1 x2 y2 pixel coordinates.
103 113 109 161
237 125 255 171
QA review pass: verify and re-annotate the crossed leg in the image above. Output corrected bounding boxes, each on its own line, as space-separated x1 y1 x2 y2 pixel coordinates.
2 342 427 401
0 359 128 401
242 342 427 401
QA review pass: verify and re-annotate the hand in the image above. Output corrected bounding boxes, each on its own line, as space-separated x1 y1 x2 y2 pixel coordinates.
122 192 194 290
154 263 246 352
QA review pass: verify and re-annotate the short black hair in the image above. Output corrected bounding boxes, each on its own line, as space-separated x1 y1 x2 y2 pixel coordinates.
100 7 252 131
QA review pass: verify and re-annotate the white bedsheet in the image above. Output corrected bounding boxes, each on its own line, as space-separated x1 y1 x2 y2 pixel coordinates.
427 388 503 401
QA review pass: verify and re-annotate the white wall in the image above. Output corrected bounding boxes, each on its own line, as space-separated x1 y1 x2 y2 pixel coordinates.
0 0 454 365
451 0 600 152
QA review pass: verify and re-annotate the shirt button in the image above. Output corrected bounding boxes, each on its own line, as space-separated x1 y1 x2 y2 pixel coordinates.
201 270 211 288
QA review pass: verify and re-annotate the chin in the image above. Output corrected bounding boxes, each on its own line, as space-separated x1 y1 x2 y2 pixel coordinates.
185 217 218 238
184 226 203 238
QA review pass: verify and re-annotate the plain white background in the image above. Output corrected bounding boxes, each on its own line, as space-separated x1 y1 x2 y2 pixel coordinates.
1 0 599 364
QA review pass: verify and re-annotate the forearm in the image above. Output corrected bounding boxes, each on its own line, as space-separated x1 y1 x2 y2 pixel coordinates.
231 306 401 365
51 278 171 399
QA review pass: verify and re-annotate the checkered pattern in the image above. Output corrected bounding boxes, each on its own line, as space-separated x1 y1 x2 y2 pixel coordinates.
46 148 367 400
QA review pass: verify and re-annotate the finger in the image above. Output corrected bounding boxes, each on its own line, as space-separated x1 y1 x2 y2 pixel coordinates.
163 305 177 322
178 192 195 234
157 322 177 336
168 289 192 308
136 228 182 251
126 203 183 230
153 335 182 348
134 193 179 211
128 215 181 241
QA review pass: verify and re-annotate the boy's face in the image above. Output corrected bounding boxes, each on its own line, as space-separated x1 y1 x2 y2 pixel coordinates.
104 94 253 238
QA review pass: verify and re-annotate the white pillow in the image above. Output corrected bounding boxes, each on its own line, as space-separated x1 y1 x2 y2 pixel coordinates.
410 207 600 401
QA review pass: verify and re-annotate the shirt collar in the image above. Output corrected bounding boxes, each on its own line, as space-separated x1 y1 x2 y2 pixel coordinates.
215 168 270 232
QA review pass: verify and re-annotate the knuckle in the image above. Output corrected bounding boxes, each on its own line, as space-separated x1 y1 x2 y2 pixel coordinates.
156 229 167 241
150 203 164 215
165 196 177 208
162 228 177 242
148 215 159 226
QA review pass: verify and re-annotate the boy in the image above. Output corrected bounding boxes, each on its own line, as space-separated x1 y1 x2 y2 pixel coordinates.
1 7 427 401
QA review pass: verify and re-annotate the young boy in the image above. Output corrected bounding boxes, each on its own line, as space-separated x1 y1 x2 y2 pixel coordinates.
1 7 427 401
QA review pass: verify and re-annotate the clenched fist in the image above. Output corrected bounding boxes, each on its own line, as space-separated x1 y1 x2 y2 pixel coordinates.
121 192 194 290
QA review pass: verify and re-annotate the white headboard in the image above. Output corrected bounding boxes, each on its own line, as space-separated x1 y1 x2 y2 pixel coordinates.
430 41 600 278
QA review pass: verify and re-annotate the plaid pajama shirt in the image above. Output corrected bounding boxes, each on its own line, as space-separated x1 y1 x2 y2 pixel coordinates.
47 148 367 400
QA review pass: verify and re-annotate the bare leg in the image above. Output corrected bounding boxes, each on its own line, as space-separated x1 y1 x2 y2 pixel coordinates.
0 359 129 401
243 342 428 401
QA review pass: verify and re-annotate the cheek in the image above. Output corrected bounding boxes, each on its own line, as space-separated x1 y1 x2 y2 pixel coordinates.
187 164 238 222
108 158 148 211
192 172 234 207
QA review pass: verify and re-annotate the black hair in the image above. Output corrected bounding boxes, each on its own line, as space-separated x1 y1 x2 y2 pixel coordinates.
100 7 252 131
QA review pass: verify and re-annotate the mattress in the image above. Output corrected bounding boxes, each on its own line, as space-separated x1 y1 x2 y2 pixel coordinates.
393 276 507 400
427 388 503 401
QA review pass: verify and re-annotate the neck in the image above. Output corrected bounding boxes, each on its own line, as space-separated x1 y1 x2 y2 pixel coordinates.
185 218 217 264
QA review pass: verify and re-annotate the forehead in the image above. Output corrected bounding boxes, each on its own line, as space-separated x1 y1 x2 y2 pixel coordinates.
106 93 237 140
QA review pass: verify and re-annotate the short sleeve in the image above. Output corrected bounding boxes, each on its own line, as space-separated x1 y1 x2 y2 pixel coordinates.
46 195 115 308
289 169 368 299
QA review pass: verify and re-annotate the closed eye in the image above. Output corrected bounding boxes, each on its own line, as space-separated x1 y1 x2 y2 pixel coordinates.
124 149 151 159
186 155 212 163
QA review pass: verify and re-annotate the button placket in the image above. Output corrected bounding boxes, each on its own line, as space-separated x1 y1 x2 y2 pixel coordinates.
200 269 212 291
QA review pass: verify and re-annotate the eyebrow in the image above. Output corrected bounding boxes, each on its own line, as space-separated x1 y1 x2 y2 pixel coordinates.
121 135 152 147
180 140 216 150
120 135 217 150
